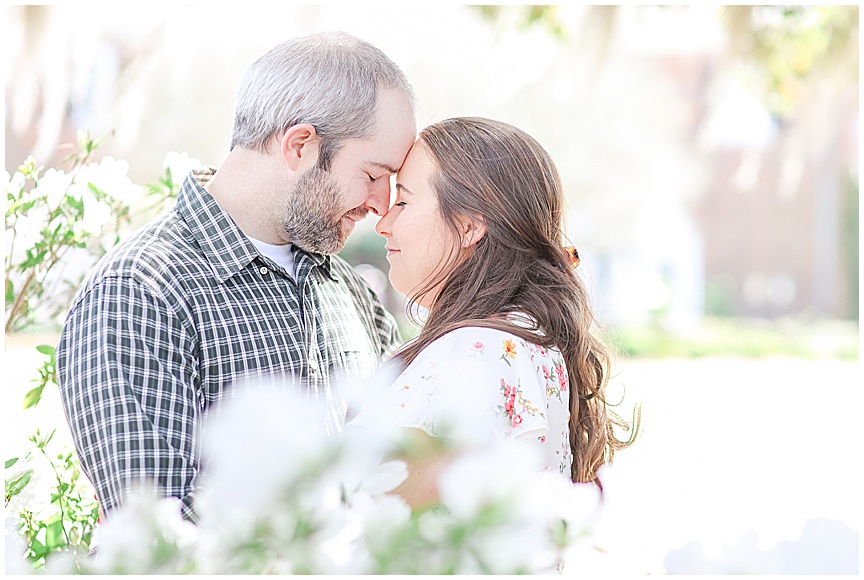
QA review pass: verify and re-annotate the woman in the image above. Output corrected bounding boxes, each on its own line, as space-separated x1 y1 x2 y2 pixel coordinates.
349 117 638 507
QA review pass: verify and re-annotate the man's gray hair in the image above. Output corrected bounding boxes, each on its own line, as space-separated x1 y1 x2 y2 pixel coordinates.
230 31 415 170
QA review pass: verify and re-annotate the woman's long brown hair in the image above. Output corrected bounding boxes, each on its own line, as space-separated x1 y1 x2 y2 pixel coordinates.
391 117 639 484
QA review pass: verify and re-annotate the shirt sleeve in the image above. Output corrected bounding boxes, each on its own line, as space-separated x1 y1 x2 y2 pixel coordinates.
370 293 402 360
56 274 202 523
350 327 551 443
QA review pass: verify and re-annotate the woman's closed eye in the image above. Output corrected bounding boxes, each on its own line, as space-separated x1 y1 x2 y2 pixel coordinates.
393 201 406 207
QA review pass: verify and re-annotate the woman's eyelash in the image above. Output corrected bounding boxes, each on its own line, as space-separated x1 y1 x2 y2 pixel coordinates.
393 201 406 207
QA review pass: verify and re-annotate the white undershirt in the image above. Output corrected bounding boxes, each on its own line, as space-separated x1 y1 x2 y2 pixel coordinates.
248 237 296 280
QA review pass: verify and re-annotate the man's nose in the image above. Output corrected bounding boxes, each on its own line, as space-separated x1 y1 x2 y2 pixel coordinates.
364 178 392 216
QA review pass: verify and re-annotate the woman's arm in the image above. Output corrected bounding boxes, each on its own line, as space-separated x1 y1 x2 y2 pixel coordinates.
389 428 453 511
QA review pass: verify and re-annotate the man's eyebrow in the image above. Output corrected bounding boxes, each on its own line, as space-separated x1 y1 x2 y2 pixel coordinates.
369 161 399 174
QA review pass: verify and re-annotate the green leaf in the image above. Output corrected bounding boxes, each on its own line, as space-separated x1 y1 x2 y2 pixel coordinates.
45 520 65 549
7 469 34 496
22 385 45 409
5 457 19 469
35 428 56 448
35 344 55 357
30 537 49 560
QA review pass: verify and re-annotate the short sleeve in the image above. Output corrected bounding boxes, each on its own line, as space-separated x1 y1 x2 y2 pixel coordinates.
350 328 552 443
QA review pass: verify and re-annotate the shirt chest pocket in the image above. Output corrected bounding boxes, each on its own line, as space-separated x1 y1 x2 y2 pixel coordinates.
314 275 382 381
332 349 379 382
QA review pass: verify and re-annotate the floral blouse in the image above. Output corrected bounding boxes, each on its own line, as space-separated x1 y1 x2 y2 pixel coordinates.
349 326 572 478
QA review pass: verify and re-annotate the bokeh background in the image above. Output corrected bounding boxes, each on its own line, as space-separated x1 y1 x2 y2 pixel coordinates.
5 4 860 574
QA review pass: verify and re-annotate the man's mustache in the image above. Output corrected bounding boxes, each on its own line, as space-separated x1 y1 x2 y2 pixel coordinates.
345 207 369 221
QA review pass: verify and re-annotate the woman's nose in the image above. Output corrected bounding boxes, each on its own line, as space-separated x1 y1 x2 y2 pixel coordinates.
375 210 393 238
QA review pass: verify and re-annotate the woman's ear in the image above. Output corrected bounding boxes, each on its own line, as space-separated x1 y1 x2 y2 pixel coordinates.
279 124 318 171
460 216 487 249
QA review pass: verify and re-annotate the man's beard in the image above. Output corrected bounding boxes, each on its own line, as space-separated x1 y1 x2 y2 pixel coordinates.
281 165 367 255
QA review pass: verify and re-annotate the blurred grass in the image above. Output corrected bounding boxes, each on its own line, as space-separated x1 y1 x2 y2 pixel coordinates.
13 316 856 362
607 316 859 360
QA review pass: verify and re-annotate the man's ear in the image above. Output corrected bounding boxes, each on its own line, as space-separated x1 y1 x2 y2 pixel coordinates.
460 216 487 249
279 124 318 171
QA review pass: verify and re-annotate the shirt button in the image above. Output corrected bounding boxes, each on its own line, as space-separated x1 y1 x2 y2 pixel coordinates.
259 266 268 275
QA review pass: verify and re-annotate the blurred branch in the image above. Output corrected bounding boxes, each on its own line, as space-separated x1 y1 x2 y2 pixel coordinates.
719 5 859 117
473 5 568 39
475 5 858 119
471 5 618 74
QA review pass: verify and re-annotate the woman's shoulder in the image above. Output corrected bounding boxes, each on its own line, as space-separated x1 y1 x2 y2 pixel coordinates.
432 320 555 354
428 326 530 355
409 325 559 376
439 325 523 342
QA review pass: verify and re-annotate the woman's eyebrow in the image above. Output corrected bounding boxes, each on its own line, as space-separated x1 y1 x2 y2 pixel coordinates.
395 182 414 195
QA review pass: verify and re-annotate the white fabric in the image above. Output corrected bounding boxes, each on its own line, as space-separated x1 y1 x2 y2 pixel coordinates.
350 326 572 477
248 238 296 279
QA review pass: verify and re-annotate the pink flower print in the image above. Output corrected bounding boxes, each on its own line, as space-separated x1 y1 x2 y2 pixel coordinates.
504 388 517 416
500 378 507 388
512 413 523 427
556 365 567 391
472 341 485 352
542 365 551 381
539 435 546 443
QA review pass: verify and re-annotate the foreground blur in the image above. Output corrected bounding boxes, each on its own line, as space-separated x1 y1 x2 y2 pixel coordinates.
5 338 858 574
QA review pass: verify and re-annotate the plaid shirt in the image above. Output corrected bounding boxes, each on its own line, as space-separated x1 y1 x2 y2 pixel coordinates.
56 169 401 523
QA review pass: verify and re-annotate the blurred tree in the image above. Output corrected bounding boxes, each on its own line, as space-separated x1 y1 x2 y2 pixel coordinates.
720 5 858 118
471 5 619 77
476 4 858 322
474 5 568 39
474 5 858 119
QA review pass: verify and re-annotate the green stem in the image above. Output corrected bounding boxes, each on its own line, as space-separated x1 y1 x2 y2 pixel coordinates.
36 447 73 550
5 268 38 334
6 221 19 280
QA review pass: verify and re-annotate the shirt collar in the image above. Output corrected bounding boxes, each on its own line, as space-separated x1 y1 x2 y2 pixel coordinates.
176 168 334 282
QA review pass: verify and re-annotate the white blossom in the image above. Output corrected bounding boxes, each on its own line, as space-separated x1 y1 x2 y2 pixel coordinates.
198 381 333 519
14 376 602 575
437 438 543 519
4 168 26 197
68 182 113 238
85 491 196 575
76 156 142 204
163 151 202 183
31 168 71 208
8 206 48 262
357 459 408 496
4 517 33 575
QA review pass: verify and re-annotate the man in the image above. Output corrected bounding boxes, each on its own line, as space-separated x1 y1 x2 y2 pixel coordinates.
56 31 417 523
